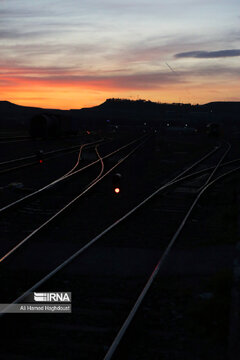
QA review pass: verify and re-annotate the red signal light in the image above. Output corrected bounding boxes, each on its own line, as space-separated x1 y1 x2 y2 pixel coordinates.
39 159 43 164
114 187 120 194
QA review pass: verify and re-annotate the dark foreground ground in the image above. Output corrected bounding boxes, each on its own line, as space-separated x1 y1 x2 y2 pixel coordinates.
0 130 239 359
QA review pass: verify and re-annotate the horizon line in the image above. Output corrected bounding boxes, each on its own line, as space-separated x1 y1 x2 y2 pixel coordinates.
1 98 240 111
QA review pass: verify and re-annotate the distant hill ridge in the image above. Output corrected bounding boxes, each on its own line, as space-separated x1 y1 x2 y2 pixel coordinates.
0 101 57 129
0 100 52 111
1 98 240 112
1 98 240 129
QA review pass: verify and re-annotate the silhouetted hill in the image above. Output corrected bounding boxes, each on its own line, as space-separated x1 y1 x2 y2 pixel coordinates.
70 98 195 128
1 98 240 130
72 98 240 128
202 101 240 112
0 101 58 129
0 100 43 113
80 98 193 114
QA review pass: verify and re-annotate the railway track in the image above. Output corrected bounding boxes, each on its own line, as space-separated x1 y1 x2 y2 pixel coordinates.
0 134 146 213
103 143 233 359
0 137 106 175
0 135 32 144
102 143 240 360
0 134 149 266
1 140 240 359
0 133 92 144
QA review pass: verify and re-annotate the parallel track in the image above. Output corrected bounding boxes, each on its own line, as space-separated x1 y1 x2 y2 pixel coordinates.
1 140 240 360
0 138 105 175
0 134 149 267
0 134 146 213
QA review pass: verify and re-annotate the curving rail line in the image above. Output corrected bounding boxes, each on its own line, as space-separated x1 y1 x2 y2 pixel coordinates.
103 143 232 360
0 134 150 265
0 135 147 214
1 142 237 317
0 138 106 175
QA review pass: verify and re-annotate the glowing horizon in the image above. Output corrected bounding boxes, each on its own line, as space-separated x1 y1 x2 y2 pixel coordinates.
1 0 240 110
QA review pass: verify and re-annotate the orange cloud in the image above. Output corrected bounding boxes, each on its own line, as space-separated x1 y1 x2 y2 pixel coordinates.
1 63 240 109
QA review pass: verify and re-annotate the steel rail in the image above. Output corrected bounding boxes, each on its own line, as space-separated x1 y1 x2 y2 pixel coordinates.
198 142 231 189
0 134 91 144
0 140 105 177
0 136 30 141
0 135 150 264
165 156 240 186
0 145 79 166
0 139 31 144
0 140 104 175
60 144 85 178
0 143 227 315
0 134 147 214
89 146 105 184
167 144 220 183
0 139 102 166
103 143 231 360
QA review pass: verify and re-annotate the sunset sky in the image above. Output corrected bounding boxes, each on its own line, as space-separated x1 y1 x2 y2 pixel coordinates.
0 0 240 109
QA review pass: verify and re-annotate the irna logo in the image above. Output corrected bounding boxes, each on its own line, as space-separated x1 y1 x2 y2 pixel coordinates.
34 292 71 302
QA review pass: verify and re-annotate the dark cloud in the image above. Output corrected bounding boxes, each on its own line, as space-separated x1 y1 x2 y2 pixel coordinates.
0 29 50 40
175 49 240 58
192 65 240 77
30 72 179 89
1 60 239 93
0 65 185 90
0 41 107 63
0 8 36 17
111 34 216 65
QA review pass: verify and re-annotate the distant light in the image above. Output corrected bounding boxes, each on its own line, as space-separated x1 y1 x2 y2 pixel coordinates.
114 187 120 194
167 123 170 127
185 124 188 127
39 159 43 164
87 130 91 135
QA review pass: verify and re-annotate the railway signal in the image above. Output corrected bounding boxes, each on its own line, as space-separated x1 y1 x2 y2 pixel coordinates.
112 173 122 195
35 150 44 164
